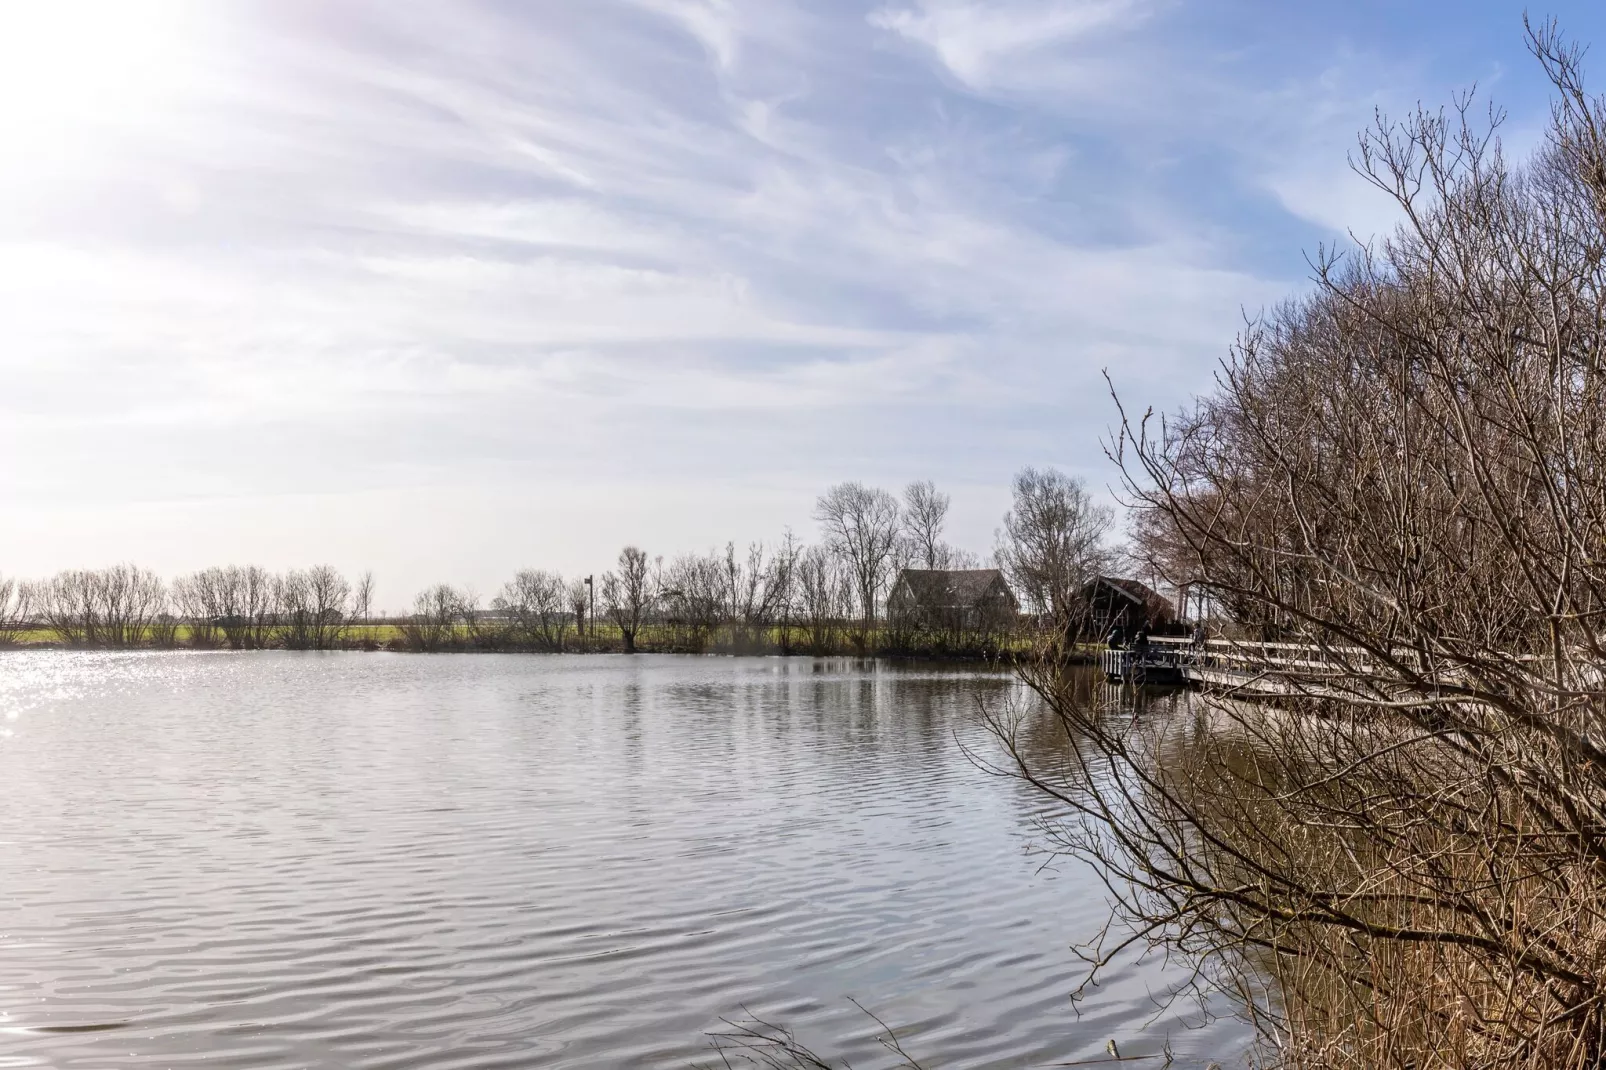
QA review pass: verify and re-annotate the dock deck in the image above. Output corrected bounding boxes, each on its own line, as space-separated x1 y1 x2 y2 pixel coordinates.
1100 637 1320 695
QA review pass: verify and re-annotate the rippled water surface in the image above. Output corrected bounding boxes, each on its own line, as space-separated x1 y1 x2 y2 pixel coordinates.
0 652 1248 1068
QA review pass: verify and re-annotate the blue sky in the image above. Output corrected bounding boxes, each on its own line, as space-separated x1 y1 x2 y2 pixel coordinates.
3 0 1603 607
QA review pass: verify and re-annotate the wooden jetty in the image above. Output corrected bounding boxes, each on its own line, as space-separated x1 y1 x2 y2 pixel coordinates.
1100 637 1329 695
1103 636 1565 704
1099 640 1192 687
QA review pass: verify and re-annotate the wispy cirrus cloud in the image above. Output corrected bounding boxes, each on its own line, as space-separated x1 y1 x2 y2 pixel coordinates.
626 0 744 70
0 0 1589 601
869 0 1150 90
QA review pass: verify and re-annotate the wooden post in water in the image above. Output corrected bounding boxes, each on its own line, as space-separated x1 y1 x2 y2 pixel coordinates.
584 575 594 646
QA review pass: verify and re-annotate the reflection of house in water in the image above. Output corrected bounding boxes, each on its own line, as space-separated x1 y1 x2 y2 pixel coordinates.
887 569 1019 634
1083 576 1176 637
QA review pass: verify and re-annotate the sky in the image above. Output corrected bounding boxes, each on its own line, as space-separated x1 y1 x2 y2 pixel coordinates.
3 0 1605 610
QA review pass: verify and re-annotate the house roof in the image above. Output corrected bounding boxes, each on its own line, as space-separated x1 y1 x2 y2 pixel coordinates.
894 568 1014 608
1087 576 1173 612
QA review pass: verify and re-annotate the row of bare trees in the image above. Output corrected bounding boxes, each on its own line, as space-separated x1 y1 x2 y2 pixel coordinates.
810 474 1117 633
392 472 1113 656
1 469 1117 655
0 564 375 650
394 543 846 655
592 473 1109 653
398 573 592 653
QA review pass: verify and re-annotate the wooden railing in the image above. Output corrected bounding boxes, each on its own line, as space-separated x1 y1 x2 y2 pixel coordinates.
1102 636 1368 690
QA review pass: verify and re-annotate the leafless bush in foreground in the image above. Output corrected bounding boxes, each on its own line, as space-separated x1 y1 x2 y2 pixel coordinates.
1003 24 1606 1069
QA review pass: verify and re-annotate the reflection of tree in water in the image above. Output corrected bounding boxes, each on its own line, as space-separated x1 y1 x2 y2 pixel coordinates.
706 1000 931 1070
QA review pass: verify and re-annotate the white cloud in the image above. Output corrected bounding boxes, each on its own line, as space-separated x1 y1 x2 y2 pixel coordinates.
629 0 743 70
1262 163 1403 242
0 0 1430 600
869 0 1149 90
1243 53 1421 242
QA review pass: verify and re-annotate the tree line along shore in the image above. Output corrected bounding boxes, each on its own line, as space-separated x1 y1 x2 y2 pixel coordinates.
0 471 1137 659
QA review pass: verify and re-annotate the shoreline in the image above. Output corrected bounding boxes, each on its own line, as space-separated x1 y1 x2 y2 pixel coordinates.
0 639 1098 667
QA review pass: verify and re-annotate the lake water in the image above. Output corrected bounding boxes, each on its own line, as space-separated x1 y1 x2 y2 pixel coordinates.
0 652 1249 1068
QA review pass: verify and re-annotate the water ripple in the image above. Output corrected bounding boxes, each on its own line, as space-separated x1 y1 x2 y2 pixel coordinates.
0 652 1249 1068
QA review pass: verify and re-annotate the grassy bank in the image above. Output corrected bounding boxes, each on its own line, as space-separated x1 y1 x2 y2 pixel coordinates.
0 621 1081 662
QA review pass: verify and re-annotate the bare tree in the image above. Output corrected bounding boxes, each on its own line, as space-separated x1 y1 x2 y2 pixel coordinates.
568 578 590 645
148 604 181 649
602 546 653 653
401 583 468 652
796 545 850 655
457 588 500 649
35 565 164 648
654 539 804 653
943 546 982 569
660 550 725 651
352 570 376 628
274 571 311 649
306 565 351 650
900 480 951 569
200 566 248 650
239 566 278 650
814 482 900 638
1004 26 1606 1069
723 542 795 651
722 543 762 649
494 570 572 651
270 567 349 650
100 564 165 648
173 568 226 648
0 575 33 647
994 467 1112 625
38 570 98 646
768 531 802 653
